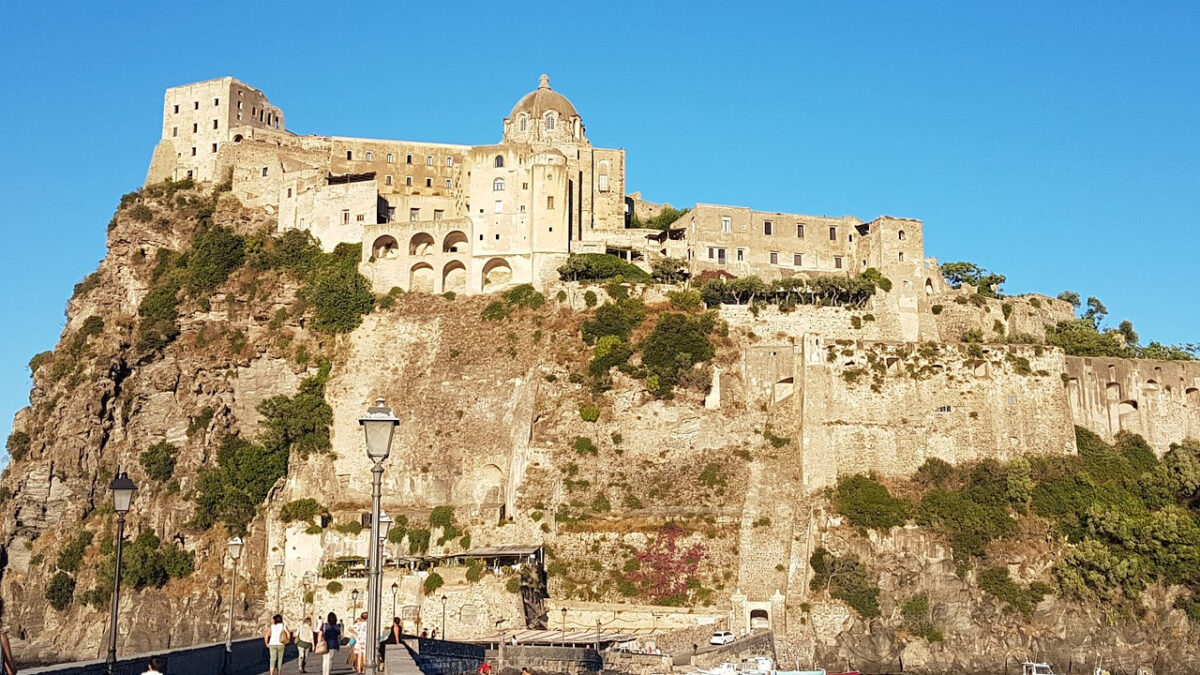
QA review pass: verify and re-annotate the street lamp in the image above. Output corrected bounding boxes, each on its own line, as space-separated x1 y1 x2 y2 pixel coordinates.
441 595 447 640
595 618 601 653
223 537 244 675
376 512 392 643
106 470 137 675
561 607 568 644
302 571 315 615
391 583 399 623
352 588 361 616
274 560 285 613
359 398 398 673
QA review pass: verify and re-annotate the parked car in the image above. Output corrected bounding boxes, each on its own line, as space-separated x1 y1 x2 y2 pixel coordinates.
709 631 736 645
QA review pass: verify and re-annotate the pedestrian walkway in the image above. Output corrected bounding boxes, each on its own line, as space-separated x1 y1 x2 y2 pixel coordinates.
248 644 425 675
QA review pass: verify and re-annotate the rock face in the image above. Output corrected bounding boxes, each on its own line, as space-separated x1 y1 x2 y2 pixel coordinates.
1 184 1198 672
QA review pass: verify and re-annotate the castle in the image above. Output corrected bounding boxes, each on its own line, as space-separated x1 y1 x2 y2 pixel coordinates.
147 76 929 337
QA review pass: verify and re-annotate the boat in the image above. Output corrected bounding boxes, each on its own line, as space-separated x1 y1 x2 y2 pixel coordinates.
1022 662 1060 675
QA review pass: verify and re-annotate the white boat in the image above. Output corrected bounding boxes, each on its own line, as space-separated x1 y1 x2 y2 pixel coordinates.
1023 662 1060 675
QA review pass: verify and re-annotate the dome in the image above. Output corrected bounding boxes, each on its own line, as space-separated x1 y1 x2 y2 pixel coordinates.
509 74 579 120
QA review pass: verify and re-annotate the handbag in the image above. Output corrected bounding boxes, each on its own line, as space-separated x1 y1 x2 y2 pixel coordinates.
313 624 330 654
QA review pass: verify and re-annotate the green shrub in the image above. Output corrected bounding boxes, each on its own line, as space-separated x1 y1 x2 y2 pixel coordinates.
326 581 344 593
280 498 324 523
307 261 374 333
630 207 689 230
139 441 179 483
424 572 444 594
901 593 943 642
137 278 182 351
579 404 600 422
583 290 598 308
931 304 943 315
186 226 245 291
505 576 522 593
502 284 545 310
977 566 1048 617
667 289 703 311
46 572 76 610
429 506 455 529
56 531 94 573
28 351 54 374
73 272 101 299
573 436 598 456
588 335 633 376
466 561 485 582
698 463 726 489
834 474 912 532
641 312 715 394
582 299 646 344
408 528 431 554
916 457 953 487
320 561 349 579
119 531 194 589
128 203 153 222
481 301 510 321
652 258 689 284
809 548 880 617
6 431 31 461
335 521 364 535
557 254 652 282
591 493 612 512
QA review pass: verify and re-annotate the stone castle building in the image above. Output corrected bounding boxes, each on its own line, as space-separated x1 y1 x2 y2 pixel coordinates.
146 76 927 313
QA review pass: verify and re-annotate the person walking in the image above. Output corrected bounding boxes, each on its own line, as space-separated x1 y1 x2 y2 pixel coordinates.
266 613 291 675
350 611 369 674
296 617 315 673
138 657 164 675
0 631 15 675
316 612 341 675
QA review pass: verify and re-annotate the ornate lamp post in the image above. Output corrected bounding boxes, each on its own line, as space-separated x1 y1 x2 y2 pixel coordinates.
359 398 398 672
274 560 285 613
391 582 399 623
352 588 361 616
223 537 244 675
105 470 137 675
440 594 447 639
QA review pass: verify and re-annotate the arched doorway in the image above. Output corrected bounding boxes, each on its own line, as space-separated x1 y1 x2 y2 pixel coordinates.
481 258 512 290
443 230 469 253
749 609 770 630
410 263 435 293
409 232 435 256
371 235 399 260
443 261 467 293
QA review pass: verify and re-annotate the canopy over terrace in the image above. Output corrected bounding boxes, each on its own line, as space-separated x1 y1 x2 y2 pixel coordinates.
377 545 544 570
464 628 638 649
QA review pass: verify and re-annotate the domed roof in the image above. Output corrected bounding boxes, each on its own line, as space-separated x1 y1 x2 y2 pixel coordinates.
509 74 579 120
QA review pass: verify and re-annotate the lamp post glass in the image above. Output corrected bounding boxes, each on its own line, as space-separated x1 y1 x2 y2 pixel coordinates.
359 398 399 460
111 471 137 514
359 398 398 672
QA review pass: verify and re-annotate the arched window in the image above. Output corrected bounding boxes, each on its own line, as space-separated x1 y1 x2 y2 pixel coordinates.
494 155 504 168
493 178 506 191
518 115 527 132
898 230 906 241
598 160 609 192
545 113 555 131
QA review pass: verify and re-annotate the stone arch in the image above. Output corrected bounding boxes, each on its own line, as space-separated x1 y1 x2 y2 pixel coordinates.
371 235 399 260
410 263 435 293
1118 400 1139 415
233 134 244 142
1106 382 1122 401
409 232 435 256
749 609 770 630
925 278 934 295
773 377 794 403
1145 379 1160 391
479 464 506 506
898 230 906 241
443 230 468 253
442 261 467 293
494 155 504 168
1186 387 1199 406
482 258 513 290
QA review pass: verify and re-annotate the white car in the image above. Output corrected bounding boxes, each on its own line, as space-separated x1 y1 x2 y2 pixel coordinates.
709 631 736 645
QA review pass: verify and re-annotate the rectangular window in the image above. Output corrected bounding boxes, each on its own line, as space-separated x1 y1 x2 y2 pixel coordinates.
793 253 803 267
212 119 219 129
190 146 196 156
834 256 843 269
445 179 452 188
721 217 731 233
214 98 219 106
287 188 293 198
717 248 727 264
426 155 433 165
410 208 420 222
211 143 217 153
495 200 503 213
522 182 529 190
425 178 432 187
385 175 393 186
708 247 715 260
192 123 198 133
356 214 365 222
193 101 199 110
172 127 177 137
764 220 774 236
237 101 242 110
736 248 745 262
405 176 413 186
342 210 350 225
434 209 444 221
769 251 779 265
547 196 555 209
346 150 352 160
598 174 609 191
173 104 179 114
405 154 412 164
519 204 526 213
446 157 454 167
386 153 394 163
829 226 837 241
366 151 374 161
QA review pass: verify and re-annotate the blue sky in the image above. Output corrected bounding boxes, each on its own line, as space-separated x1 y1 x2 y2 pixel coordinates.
1 2 1198 458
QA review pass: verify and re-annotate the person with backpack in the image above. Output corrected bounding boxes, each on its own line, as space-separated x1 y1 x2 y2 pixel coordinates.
314 612 341 675
296 616 315 673
265 613 291 675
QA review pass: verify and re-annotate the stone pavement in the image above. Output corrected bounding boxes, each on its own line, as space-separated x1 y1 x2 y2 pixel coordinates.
249 645 423 675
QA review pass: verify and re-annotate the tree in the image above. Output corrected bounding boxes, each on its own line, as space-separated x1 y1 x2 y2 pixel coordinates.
1084 297 1108 329
1057 291 1081 308
940 261 1006 298
651 258 688 284
1117 320 1139 347
139 441 179 482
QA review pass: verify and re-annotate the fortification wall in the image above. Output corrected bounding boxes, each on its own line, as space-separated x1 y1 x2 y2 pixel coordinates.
1065 356 1200 451
930 292 1074 343
789 339 1076 489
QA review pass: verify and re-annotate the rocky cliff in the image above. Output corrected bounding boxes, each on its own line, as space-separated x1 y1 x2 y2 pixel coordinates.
2 182 1198 673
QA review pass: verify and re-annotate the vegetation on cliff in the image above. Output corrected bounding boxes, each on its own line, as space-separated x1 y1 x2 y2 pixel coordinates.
828 429 1200 618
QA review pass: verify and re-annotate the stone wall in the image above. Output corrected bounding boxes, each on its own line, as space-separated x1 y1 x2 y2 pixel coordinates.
486 645 601 675
1065 355 1200 452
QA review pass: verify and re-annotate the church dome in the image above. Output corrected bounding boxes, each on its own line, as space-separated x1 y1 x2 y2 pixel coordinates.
509 74 579 120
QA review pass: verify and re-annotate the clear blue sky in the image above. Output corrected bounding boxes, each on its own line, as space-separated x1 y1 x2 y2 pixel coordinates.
1 2 1198 458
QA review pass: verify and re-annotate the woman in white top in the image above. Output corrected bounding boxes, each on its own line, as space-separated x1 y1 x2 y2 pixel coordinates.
265 613 291 675
296 616 315 673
